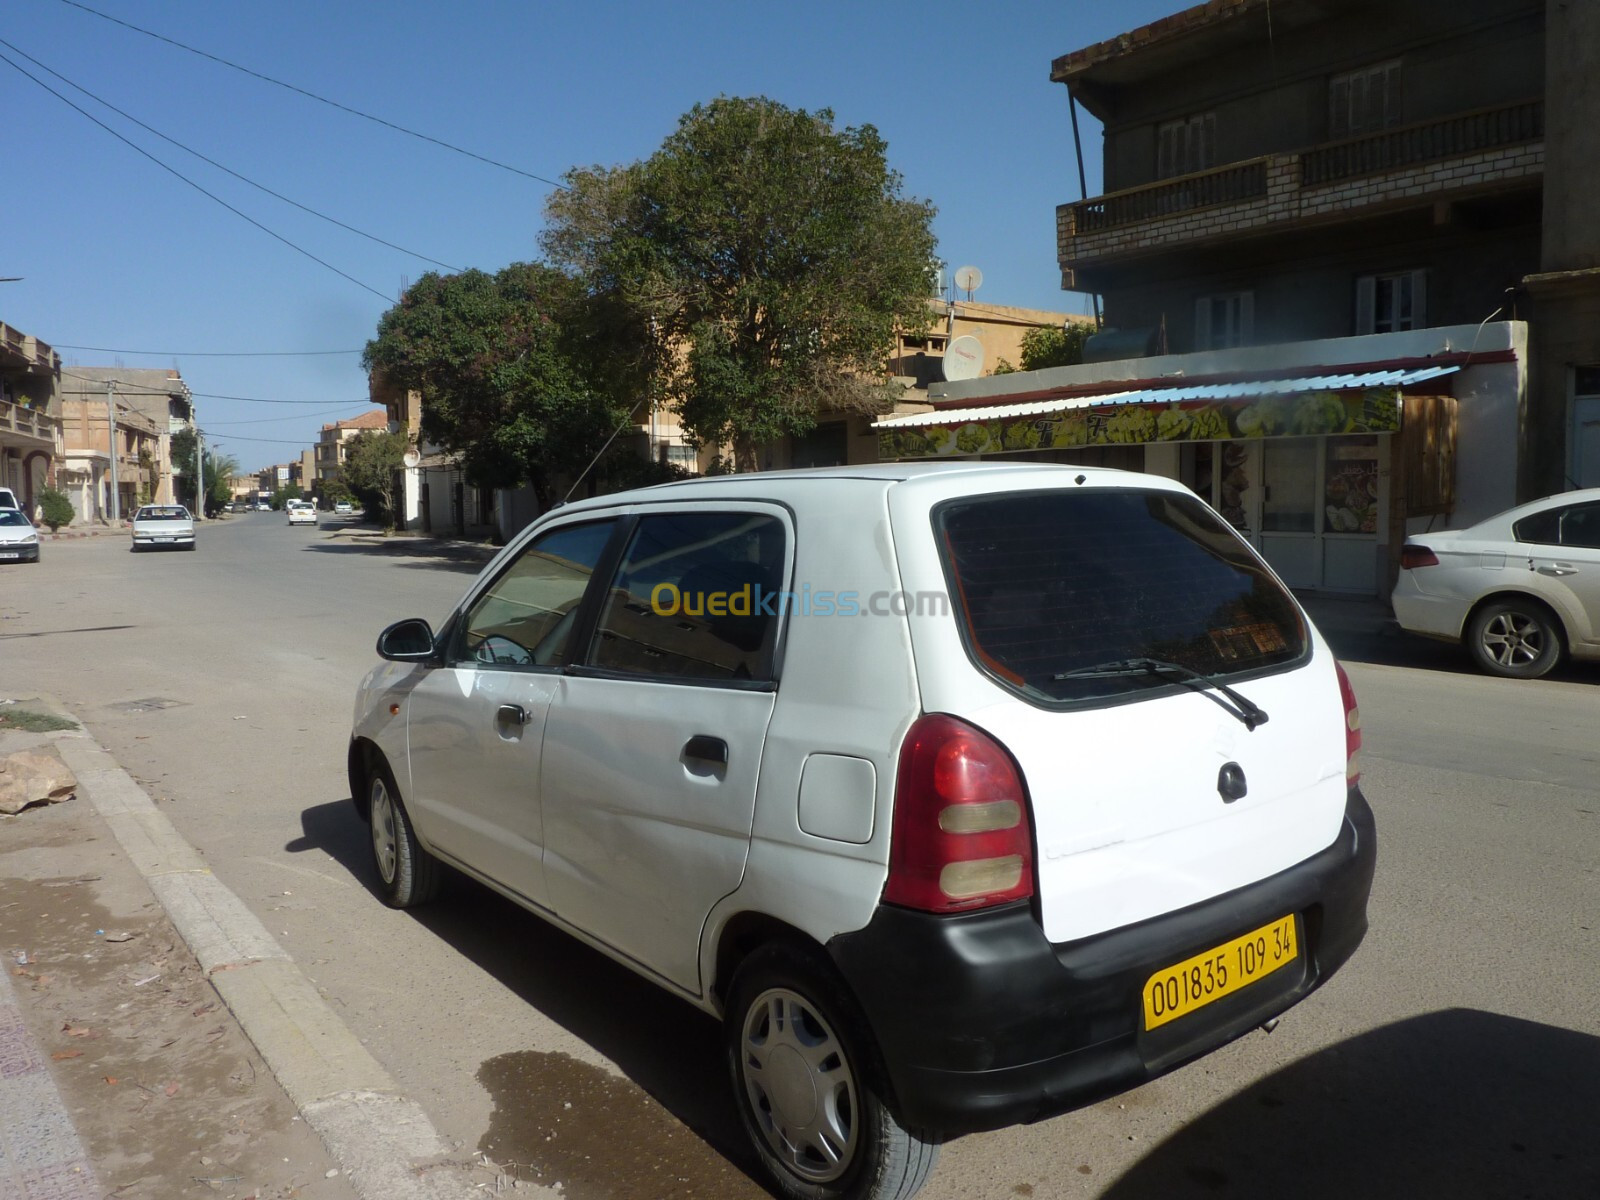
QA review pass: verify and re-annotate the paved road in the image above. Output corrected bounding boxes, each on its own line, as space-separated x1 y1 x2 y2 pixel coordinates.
2 515 1597 1199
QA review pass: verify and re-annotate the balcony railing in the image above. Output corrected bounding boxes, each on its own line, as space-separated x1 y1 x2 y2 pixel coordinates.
1301 99 1543 186
1072 159 1268 234
0 398 54 443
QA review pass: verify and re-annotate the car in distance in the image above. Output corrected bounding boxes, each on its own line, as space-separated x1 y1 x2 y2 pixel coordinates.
0 508 41 563
1393 486 1600 678
348 463 1375 1200
334 500 354 516
130 504 195 552
287 500 317 527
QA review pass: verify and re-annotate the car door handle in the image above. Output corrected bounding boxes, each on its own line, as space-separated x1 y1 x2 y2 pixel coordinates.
683 735 728 766
497 703 531 726
1536 563 1578 576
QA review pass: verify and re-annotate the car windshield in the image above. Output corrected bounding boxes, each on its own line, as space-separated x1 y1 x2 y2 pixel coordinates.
0 511 31 527
936 488 1307 706
137 507 188 520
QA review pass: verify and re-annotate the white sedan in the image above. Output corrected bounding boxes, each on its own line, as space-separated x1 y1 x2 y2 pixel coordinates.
130 504 196 552
288 503 317 527
1393 487 1600 677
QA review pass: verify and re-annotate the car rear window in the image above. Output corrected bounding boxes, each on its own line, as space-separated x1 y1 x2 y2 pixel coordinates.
936 488 1307 705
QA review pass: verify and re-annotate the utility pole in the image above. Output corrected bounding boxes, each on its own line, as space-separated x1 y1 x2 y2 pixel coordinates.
193 402 205 520
105 380 121 523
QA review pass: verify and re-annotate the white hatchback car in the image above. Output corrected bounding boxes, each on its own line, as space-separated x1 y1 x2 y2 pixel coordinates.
349 463 1374 1200
1393 487 1600 678
130 504 195 551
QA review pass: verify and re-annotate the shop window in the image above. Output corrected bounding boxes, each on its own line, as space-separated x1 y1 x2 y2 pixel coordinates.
1157 112 1216 179
1355 270 1426 334
1260 440 1318 532
1195 292 1254 350
1330 60 1402 138
1324 437 1379 534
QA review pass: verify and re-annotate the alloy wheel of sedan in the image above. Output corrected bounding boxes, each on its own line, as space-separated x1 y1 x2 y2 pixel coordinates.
370 776 400 887
1469 600 1561 678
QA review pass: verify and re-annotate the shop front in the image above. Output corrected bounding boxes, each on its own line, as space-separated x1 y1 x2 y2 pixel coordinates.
874 366 1459 595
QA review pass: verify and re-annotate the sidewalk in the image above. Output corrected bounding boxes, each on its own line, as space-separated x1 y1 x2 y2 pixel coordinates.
0 698 527 1200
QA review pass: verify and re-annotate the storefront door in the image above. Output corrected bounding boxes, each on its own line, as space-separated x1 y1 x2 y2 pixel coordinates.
1256 435 1383 593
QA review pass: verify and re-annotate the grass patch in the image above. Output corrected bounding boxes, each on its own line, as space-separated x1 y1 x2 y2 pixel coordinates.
0 709 78 733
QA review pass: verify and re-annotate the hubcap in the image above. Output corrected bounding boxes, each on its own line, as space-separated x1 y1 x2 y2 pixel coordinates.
739 987 858 1183
1482 611 1545 667
370 779 398 884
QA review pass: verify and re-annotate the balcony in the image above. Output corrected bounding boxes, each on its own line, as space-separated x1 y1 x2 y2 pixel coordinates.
1058 100 1544 286
0 398 56 448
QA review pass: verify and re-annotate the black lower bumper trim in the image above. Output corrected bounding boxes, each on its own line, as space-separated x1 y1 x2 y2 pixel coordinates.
828 788 1376 1135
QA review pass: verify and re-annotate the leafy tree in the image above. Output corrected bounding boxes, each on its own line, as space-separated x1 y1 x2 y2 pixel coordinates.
341 430 406 529
363 263 626 509
37 486 74 531
992 324 1091 375
543 96 938 470
170 431 238 515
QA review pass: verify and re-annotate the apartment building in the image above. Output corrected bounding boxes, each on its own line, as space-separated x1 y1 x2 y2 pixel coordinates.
0 320 61 509
877 0 1598 595
58 368 194 510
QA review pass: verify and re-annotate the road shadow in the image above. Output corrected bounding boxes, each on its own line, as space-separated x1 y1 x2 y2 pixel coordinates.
301 535 495 574
291 797 768 1196
1100 1008 1600 1199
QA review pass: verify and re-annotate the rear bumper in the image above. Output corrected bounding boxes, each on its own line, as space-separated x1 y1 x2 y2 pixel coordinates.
828 788 1376 1136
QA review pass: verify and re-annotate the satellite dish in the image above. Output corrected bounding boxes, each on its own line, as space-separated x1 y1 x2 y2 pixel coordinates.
402 449 421 469
953 265 983 297
941 335 986 381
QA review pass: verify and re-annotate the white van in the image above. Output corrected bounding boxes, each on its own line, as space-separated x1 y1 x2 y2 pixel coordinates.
350 463 1375 1200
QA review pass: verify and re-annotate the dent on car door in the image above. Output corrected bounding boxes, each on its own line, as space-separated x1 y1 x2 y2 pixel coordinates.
540 508 789 993
402 519 618 909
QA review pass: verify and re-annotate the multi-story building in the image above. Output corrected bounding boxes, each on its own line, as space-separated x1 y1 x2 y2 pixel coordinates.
59 392 163 523
875 0 1597 596
57 368 194 509
0 320 62 509
314 409 389 492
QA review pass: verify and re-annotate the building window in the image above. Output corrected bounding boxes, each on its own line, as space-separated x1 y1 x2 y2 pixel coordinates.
660 443 698 469
1355 270 1426 334
1194 291 1254 350
790 421 850 469
1330 60 1402 139
1157 112 1217 179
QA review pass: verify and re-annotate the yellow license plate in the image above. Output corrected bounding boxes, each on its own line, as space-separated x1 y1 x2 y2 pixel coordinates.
1142 914 1298 1031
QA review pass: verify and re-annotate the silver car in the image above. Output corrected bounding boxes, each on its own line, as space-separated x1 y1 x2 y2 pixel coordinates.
0 509 41 563
130 504 196 552
1393 487 1600 677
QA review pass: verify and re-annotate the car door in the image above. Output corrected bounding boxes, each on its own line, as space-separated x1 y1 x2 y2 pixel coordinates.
539 505 789 993
403 518 619 910
1527 500 1600 649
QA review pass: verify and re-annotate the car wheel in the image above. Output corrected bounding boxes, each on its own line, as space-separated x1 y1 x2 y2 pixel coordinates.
1467 598 1562 679
366 759 441 908
727 944 939 1200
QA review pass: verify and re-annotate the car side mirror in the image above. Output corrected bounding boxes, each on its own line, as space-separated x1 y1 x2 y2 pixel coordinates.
377 618 438 662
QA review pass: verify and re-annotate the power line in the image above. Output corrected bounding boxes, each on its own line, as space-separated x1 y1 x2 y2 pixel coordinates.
57 0 570 191
0 36 462 274
0 48 393 303
59 369 378 407
207 406 369 426
55 344 360 357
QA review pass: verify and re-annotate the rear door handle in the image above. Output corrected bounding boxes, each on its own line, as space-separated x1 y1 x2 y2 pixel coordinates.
497 703 531 726
1536 563 1578 576
683 735 728 766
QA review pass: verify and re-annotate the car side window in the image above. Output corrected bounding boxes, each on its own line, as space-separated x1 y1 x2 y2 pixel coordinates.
1512 508 1561 545
456 520 616 669
1558 503 1600 549
585 511 786 684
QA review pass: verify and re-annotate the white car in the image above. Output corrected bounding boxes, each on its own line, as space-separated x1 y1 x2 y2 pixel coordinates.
0 509 41 563
1393 486 1600 678
130 504 195 552
348 463 1374 1200
288 502 316 527
334 500 354 516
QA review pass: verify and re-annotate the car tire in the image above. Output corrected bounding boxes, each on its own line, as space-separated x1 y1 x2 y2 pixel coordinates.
727 943 939 1200
366 759 441 908
1467 598 1562 679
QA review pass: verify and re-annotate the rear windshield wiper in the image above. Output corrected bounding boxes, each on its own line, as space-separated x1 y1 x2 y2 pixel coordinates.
1053 657 1270 731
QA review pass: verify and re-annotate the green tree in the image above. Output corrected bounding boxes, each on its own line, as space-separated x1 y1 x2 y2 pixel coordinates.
992 323 1091 375
169 431 237 515
363 263 626 508
37 486 74 531
543 96 939 470
341 430 406 529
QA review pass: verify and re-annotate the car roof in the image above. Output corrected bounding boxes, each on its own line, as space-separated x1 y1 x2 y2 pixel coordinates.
552 461 1158 517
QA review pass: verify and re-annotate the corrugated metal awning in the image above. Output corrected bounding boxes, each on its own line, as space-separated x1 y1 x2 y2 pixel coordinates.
874 365 1457 459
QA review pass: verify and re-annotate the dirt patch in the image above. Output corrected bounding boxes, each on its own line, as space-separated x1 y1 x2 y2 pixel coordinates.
0 785 357 1200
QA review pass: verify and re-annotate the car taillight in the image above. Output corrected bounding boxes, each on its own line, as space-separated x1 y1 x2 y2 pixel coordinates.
885 714 1034 913
1399 544 1439 570
1335 662 1362 787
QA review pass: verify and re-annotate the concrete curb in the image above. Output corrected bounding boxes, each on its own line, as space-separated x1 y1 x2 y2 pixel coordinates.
42 727 542 1199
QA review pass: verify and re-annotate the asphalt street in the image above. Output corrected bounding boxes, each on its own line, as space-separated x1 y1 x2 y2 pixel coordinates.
0 512 1596 1199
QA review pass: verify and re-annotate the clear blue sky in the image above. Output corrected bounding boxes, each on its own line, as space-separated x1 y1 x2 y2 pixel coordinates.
4 0 1180 473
